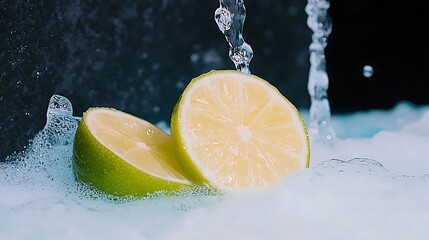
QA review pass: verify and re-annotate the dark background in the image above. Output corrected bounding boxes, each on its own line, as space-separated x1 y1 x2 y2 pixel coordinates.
1 0 428 160
327 1 428 112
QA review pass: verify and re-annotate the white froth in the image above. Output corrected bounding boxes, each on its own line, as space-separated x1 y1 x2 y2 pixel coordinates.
1 102 429 239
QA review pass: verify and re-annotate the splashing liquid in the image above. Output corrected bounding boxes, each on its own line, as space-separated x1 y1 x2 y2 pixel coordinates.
214 0 253 73
44 95 80 145
305 0 336 142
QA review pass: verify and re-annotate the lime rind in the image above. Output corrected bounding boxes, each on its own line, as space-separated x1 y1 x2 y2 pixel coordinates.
171 105 211 185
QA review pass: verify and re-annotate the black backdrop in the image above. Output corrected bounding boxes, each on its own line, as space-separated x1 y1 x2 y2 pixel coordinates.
1 0 428 159
327 1 428 112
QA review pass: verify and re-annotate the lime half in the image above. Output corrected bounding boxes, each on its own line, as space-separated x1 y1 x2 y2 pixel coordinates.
73 108 191 197
171 70 310 189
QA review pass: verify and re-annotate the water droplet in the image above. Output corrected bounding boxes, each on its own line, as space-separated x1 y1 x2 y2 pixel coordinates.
214 8 233 33
176 81 185 89
363 65 374 78
18 44 27 53
146 129 154 136
190 53 199 63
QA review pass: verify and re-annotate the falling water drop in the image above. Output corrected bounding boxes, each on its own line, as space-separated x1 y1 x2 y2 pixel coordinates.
153 106 160 113
363 65 374 78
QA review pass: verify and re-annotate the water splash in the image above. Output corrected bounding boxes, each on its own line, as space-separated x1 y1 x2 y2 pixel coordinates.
0 95 82 203
43 95 80 145
305 0 336 142
214 0 253 73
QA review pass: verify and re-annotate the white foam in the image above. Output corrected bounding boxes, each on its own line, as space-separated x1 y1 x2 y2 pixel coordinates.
1 102 429 239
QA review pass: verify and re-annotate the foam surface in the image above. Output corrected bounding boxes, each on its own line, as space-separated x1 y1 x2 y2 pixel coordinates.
1 102 429 239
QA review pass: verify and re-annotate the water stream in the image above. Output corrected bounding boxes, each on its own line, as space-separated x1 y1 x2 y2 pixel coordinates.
214 0 253 73
305 0 336 142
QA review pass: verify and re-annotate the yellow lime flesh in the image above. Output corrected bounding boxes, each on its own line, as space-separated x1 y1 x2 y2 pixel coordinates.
171 70 310 189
